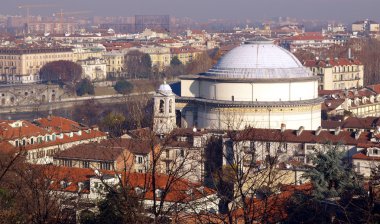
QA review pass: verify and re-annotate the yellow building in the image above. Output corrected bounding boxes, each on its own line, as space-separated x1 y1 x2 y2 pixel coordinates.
0 47 74 84
72 47 104 62
103 51 125 78
304 58 364 90
170 46 203 65
138 46 171 71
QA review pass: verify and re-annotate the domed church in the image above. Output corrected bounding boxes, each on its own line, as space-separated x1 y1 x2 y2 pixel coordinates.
153 37 322 133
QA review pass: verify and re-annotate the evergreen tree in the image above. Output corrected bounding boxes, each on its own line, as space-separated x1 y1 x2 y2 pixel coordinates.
114 80 134 94
303 144 364 200
170 56 182 66
76 79 95 96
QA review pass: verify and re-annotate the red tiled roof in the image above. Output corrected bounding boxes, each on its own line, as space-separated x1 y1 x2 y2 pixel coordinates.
53 138 151 161
232 128 370 146
34 116 88 133
353 152 380 161
0 120 49 140
367 84 380 94
39 165 215 202
304 58 362 68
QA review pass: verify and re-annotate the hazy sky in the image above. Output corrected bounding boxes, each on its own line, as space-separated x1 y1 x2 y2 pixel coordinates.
1 0 379 22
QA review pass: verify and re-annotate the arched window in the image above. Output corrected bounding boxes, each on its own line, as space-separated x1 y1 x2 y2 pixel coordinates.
159 100 164 113
169 99 173 113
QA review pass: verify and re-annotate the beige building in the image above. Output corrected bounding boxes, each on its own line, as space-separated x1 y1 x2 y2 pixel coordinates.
138 45 171 71
170 46 203 65
78 57 107 81
103 51 125 78
0 47 74 84
352 19 380 33
353 148 380 177
72 47 104 62
304 58 364 90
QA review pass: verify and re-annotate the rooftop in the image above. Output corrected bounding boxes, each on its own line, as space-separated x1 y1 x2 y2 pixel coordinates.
204 37 312 79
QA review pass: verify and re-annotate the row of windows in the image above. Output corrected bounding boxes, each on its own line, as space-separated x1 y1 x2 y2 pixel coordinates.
159 99 173 113
15 135 56 147
28 148 60 160
59 159 113 170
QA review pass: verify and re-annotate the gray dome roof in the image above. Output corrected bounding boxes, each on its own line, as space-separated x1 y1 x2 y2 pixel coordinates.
204 37 312 79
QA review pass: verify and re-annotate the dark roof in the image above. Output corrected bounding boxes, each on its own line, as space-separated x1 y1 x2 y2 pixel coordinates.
231 127 371 146
54 139 151 161
322 117 380 130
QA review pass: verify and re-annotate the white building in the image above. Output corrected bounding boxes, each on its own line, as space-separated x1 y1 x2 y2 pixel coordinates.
78 58 107 81
174 37 322 131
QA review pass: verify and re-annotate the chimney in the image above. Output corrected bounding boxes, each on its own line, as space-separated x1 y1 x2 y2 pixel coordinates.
281 123 286 132
296 126 304 136
315 126 322 136
355 130 362 140
334 126 341 135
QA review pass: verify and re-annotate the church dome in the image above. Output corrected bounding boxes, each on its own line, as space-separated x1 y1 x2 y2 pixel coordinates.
205 37 312 79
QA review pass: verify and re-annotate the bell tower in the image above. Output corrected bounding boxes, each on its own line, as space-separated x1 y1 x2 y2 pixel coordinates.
153 80 176 135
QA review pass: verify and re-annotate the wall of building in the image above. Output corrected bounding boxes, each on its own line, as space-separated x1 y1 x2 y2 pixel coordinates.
195 104 321 130
186 79 318 102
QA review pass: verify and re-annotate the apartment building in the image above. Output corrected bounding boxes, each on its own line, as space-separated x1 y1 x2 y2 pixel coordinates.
53 139 151 173
103 51 124 77
0 46 74 84
0 116 107 164
77 57 107 81
304 58 364 90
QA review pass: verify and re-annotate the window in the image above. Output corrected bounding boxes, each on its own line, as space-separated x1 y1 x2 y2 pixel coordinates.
356 162 361 173
64 160 72 167
169 99 173 113
180 149 185 157
159 100 164 113
83 161 90 168
166 149 170 159
373 149 379 155
136 156 143 164
100 162 111 170
266 142 271 151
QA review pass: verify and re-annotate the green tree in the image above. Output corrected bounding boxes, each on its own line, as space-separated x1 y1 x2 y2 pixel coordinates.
101 112 126 137
170 56 182 66
76 79 95 96
304 144 364 200
114 80 134 94
287 144 369 223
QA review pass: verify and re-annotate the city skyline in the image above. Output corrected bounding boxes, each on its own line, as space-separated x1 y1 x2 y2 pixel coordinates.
1 0 380 22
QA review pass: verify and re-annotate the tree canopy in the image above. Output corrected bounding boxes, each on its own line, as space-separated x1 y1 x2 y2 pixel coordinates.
114 80 134 94
40 60 82 84
124 51 152 79
170 56 182 66
76 79 95 96
303 144 364 200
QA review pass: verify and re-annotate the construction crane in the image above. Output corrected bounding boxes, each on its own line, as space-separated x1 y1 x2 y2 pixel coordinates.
18 3 57 33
